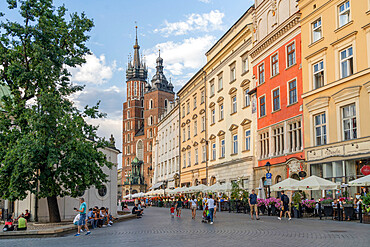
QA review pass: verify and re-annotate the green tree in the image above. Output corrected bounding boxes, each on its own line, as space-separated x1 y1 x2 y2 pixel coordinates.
0 0 112 222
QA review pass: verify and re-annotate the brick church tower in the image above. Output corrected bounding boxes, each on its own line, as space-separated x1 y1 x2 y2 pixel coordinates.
122 28 174 194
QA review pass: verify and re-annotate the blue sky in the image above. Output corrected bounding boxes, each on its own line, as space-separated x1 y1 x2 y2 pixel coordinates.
1 0 254 166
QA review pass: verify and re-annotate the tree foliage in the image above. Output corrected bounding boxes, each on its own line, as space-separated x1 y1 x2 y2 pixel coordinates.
0 0 113 221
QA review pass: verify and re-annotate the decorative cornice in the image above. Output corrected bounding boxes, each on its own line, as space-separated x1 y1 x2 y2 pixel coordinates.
240 118 252 126
217 130 225 136
217 96 224 103
250 12 301 59
330 31 358 47
229 124 239 131
332 86 361 103
305 47 328 60
363 81 370 94
240 79 250 88
228 87 237 95
306 96 330 112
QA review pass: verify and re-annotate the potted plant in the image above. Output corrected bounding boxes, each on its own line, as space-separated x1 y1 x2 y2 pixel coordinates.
257 198 266 214
320 198 333 206
292 192 302 218
302 199 315 214
361 194 370 224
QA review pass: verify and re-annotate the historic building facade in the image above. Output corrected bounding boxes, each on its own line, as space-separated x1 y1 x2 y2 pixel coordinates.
152 100 180 189
122 29 174 194
178 70 207 187
250 0 305 192
299 0 370 198
204 6 256 190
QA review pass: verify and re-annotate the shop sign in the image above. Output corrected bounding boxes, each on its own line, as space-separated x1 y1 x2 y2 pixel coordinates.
265 178 272 186
360 165 370 176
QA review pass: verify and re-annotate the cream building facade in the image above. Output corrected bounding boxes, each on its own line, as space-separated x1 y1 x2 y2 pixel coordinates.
204 7 256 190
152 101 180 189
299 0 370 198
178 70 208 186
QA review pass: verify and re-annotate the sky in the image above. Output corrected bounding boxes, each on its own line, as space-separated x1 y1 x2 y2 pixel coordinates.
1 0 254 167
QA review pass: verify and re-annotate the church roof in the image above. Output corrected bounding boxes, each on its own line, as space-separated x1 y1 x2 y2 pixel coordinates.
126 27 148 82
147 50 174 94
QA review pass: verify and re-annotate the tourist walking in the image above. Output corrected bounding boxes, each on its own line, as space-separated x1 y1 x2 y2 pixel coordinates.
175 198 183 217
190 196 197 219
74 198 91 236
248 189 259 220
207 195 215 224
278 191 291 220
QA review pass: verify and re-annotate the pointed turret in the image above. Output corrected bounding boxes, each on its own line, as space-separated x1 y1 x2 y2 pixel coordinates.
126 26 147 82
148 50 174 94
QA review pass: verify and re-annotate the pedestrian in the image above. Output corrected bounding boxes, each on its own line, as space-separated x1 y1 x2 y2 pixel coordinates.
248 189 259 220
190 195 197 219
2 215 15 232
175 198 183 217
278 191 291 220
207 194 215 224
74 198 91 236
17 214 27 231
202 195 207 210
170 204 175 218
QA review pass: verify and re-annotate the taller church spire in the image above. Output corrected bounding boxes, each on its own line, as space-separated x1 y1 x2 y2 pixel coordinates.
126 26 147 81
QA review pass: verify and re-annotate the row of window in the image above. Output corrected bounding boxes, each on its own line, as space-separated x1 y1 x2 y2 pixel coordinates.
259 120 302 159
311 1 351 44
157 158 179 177
158 137 179 156
127 81 144 99
183 146 206 168
209 57 249 97
259 79 298 117
182 116 206 141
258 42 296 85
314 103 357 146
182 91 205 117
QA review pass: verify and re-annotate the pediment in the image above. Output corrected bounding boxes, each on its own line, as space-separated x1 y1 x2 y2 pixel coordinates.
217 130 225 136
209 134 216 140
229 87 237 95
200 138 206 144
240 79 250 88
192 114 198 120
181 122 186 127
181 147 186 152
186 119 191 124
229 124 239 131
199 109 205 115
193 141 198 147
217 96 224 103
186 145 191 150
332 86 361 103
306 97 330 112
209 102 215 108
240 118 252 126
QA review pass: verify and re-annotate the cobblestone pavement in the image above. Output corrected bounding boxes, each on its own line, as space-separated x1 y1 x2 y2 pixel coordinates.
2 207 370 247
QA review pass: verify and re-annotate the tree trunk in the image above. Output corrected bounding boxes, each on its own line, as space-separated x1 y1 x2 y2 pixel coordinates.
47 195 61 222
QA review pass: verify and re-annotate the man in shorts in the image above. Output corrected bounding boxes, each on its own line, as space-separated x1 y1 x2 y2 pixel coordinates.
278 191 291 220
75 198 91 236
249 189 259 220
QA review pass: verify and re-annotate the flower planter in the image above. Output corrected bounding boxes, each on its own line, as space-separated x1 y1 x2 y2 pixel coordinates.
293 207 300 218
363 215 370 224
259 205 266 215
271 205 277 216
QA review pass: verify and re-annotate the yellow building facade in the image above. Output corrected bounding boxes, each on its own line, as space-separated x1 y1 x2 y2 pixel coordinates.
178 70 208 186
299 0 370 198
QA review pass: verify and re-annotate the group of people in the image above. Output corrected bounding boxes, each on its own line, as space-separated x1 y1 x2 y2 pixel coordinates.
73 197 116 236
2 210 30 232
169 194 217 224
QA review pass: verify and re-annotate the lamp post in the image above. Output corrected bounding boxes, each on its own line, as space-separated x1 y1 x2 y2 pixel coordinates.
265 162 271 198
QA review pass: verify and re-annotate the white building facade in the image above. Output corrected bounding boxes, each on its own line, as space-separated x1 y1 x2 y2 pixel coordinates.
13 144 120 222
152 101 180 189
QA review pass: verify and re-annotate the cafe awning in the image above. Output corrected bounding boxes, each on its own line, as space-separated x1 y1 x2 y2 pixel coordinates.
349 175 370 186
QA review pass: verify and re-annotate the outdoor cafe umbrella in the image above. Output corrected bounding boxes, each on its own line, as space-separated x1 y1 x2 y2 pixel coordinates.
257 178 266 199
296 175 338 190
349 174 370 186
217 182 232 193
270 178 300 191
188 184 208 193
205 183 220 192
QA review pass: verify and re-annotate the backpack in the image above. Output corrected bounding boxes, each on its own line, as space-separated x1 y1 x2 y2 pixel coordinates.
283 195 289 205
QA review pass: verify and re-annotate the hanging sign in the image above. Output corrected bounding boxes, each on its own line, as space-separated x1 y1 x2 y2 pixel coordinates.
360 165 370 176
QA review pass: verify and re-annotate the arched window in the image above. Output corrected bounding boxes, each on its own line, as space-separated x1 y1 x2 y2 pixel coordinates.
148 116 153 126
141 99 144 107
127 82 131 98
141 110 144 118
134 81 137 96
164 99 168 109
128 100 131 107
149 99 153 109
127 110 130 119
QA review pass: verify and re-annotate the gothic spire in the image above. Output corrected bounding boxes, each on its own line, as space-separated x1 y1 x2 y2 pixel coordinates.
133 26 140 68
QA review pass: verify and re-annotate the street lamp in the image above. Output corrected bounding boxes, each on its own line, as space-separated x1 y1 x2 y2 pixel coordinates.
265 162 271 198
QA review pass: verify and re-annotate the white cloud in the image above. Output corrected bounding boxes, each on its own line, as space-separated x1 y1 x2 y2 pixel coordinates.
199 0 211 3
69 54 121 85
144 35 216 81
154 10 224 37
